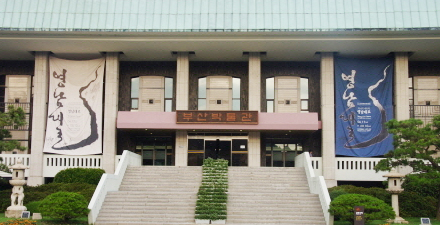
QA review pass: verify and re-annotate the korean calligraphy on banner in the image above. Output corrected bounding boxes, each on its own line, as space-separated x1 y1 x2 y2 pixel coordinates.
43 56 105 155
335 56 394 157
176 111 258 124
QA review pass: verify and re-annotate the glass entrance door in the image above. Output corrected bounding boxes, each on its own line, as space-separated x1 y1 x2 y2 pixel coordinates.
205 140 231 161
266 143 303 167
187 135 248 166
135 137 173 166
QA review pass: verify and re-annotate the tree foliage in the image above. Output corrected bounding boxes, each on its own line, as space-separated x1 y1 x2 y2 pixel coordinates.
374 115 440 219
0 105 26 154
374 116 440 173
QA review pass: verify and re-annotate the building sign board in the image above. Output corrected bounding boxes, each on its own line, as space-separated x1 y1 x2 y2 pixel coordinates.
354 206 365 225
176 111 258 124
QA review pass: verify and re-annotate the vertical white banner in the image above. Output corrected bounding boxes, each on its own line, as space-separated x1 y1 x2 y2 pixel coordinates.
43 57 105 155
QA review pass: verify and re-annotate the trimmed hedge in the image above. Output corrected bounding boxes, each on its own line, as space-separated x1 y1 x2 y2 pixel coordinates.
399 191 437 217
329 194 395 223
54 168 105 185
0 182 96 211
39 191 89 221
328 185 391 204
402 172 440 199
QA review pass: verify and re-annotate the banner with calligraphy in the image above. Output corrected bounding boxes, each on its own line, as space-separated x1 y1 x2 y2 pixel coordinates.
43 57 105 155
335 56 394 157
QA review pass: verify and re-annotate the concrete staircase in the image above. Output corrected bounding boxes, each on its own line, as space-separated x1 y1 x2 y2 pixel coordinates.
95 166 202 225
94 166 326 225
227 167 326 225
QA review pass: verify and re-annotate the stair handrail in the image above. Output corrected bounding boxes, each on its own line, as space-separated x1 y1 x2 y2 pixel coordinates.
296 153 333 225
87 150 141 224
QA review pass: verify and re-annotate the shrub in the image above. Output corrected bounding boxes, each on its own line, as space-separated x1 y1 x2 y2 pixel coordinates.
329 189 347 200
0 182 96 212
399 191 437 217
39 191 89 221
25 201 42 214
0 189 11 211
23 182 96 204
402 172 440 198
0 178 12 191
329 194 395 224
328 185 391 204
54 168 105 185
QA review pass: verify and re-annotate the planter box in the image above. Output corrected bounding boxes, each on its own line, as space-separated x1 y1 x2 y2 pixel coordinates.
211 220 226 224
195 219 211 224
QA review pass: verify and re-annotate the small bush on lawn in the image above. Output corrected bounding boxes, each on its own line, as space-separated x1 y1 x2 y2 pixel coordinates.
54 168 105 185
329 194 395 224
25 201 42 214
0 219 37 225
39 191 89 221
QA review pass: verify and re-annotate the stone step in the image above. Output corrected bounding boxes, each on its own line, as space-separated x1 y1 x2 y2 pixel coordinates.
98 212 195 218
104 198 197 203
104 195 198 200
228 210 323 216
96 217 194 223
101 202 196 207
118 187 199 192
227 203 322 208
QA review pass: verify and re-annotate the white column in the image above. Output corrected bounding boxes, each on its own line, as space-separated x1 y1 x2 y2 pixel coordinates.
248 52 261 111
175 130 188 166
175 52 190 166
394 52 410 121
248 131 261 167
28 51 50 186
102 52 120 174
320 52 337 188
176 52 189 110
248 53 262 167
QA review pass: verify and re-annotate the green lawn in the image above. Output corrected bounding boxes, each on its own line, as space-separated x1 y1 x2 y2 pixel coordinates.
0 213 87 224
334 217 440 225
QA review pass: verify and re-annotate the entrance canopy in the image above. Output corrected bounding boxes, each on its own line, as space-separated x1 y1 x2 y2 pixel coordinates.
117 111 321 131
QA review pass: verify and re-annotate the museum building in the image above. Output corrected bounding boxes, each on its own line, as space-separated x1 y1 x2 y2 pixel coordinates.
0 0 439 189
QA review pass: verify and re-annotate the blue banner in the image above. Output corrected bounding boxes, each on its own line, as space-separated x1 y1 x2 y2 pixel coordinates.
335 57 394 157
